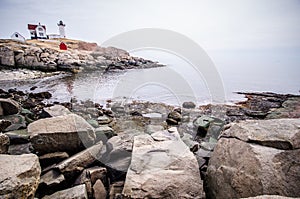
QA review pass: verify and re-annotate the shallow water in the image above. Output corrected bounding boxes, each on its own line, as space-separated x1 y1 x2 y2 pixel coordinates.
0 50 299 106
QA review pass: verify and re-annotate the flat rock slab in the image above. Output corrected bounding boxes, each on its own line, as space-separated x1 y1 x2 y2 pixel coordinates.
123 128 204 198
222 118 300 149
42 184 88 199
28 114 95 154
0 154 41 198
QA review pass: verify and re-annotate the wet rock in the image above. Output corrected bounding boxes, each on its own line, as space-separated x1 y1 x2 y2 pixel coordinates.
183 101 196 109
28 114 96 154
109 181 124 199
0 98 20 116
42 184 88 199
29 91 52 99
42 105 71 117
95 125 115 141
0 154 41 198
93 179 107 199
8 143 33 155
5 129 30 144
97 115 112 125
122 128 204 198
55 141 104 176
0 119 11 132
1 114 26 131
0 133 9 154
167 111 182 124
206 119 300 199
267 97 300 119
39 152 69 168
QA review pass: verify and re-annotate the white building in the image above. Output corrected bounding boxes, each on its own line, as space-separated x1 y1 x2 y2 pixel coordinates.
11 32 25 42
58 20 66 38
28 23 47 39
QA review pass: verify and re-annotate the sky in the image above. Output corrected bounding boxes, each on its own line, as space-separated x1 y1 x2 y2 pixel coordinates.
0 0 299 95
0 0 300 51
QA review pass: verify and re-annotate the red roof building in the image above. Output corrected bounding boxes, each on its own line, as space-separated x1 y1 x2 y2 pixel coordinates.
59 42 67 50
27 23 47 39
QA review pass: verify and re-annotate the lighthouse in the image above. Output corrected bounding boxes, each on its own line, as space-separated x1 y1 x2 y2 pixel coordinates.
58 20 66 38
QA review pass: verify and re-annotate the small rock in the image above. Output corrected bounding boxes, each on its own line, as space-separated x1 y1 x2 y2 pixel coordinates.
168 111 182 122
183 101 196 109
42 105 71 117
97 115 112 125
109 181 124 199
1 114 26 131
95 125 115 141
0 154 41 198
0 98 20 116
93 179 107 199
39 152 69 168
39 169 65 189
0 133 9 154
42 184 88 199
0 119 11 132
5 129 30 144
8 143 33 155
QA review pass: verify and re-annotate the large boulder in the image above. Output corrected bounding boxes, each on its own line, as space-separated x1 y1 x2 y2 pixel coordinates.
28 114 96 154
122 127 204 198
0 154 41 198
206 119 300 199
0 98 20 116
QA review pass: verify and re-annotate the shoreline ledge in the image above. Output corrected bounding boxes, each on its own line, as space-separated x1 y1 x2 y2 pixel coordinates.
0 39 164 73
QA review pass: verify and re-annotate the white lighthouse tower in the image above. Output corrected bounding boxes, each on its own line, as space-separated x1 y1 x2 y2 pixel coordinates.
58 20 66 38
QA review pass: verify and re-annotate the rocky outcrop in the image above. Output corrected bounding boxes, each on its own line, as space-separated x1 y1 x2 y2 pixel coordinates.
206 119 300 199
122 127 204 198
28 114 95 154
0 154 41 198
0 39 164 73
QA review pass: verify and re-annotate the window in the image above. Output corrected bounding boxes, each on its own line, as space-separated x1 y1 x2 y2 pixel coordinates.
39 32 44 36
15 34 18 37
38 27 43 31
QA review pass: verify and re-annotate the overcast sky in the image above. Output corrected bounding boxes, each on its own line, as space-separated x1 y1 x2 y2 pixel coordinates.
0 0 300 52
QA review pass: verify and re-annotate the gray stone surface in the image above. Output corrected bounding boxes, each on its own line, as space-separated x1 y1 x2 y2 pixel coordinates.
206 119 300 199
42 184 88 199
0 154 41 199
123 127 204 198
28 114 96 154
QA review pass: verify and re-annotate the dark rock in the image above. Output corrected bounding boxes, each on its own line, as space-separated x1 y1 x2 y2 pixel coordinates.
39 169 65 194
39 152 69 168
8 143 33 155
5 129 30 144
1 114 26 131
29 91 52 99
183 101 196 109
109 181 124 199
0 98 20 116
168 111 182 122
95 125 116 141
0 119 11 132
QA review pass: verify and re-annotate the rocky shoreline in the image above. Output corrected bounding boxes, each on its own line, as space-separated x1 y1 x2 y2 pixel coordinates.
0 39 164 73
0 87 299 198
